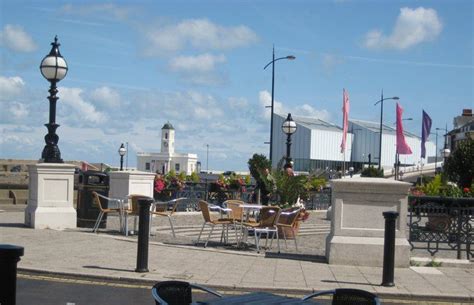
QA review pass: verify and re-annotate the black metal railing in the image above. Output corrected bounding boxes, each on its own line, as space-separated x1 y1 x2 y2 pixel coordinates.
171 182 331 211
408 195 473 259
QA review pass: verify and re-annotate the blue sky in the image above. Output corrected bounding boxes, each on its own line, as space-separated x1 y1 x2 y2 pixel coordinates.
1 0 473 171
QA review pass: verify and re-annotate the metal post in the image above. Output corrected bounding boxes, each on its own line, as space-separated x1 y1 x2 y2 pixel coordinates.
135 197 153 273
435 129 438 172
42 81 63 163
120 155 124 171
382 211 399 287
378 90 383 170
286 133 292 166
0 244 24 305
269 47 275 164
368 153 372 167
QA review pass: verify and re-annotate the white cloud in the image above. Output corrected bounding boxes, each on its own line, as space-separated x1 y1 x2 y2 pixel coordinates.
58 87 107 125
0 24 37 52
258 90 331 121
169 53 226 73
0 76 25 100
364 7 442 50
144 18 258 55
90 86 121 108
168 53 227 86
9 102 29 120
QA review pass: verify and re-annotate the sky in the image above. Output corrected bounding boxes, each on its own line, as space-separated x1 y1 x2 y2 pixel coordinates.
1 0 473 171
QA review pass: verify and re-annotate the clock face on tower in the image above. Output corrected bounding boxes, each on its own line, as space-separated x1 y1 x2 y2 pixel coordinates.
163 141 168 147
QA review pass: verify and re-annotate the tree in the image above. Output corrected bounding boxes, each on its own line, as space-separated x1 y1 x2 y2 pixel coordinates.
444 139 474 188
247 154 271 186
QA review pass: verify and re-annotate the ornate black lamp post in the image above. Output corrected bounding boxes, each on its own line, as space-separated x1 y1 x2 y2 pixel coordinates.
374 91 399 170
118 143 126 171
39 36 68 163
264 47 295 165
282 113 297 167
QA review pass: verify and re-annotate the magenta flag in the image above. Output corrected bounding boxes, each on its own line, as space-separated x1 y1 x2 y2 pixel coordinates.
396 102 412 155
340 88 350 153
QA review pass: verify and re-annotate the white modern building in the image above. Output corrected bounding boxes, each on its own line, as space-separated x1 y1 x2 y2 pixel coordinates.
271 113 435 172
272 114 353 171
136 123 198 175
349 119 436 169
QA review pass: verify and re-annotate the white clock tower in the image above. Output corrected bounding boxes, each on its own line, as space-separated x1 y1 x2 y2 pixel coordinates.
161 122 175 154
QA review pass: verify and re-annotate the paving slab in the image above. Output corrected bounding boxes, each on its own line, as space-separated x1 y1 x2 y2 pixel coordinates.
1 210 473 304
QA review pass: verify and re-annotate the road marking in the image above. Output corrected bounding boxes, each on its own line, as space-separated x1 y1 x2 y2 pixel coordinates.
18 273 150 289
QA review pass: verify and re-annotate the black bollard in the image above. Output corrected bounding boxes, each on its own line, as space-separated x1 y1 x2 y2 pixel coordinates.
381 211 399 287
0 244 24 305
135 197 154 273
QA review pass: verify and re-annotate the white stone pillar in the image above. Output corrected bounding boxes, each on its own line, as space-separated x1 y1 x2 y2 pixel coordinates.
326 177 411 267
25 163 76 230
108 171 155 199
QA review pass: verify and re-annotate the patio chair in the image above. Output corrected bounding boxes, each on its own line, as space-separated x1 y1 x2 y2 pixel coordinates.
242 206 281 253
123 194 153 236
152 280 222 305
150 197 187 238
301 288 381 305
276 207 301 252
196 200 235 247
224 200 257 244
91 191 123 233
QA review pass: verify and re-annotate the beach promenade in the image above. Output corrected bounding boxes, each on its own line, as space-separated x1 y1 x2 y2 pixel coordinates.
1 206 472 304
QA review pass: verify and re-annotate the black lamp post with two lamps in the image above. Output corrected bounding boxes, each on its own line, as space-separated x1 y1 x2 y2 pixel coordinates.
39 36 68 163
118 143 127 171
282 113 297 168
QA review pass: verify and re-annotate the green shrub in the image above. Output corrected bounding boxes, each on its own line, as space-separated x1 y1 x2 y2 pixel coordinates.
360 166 384 177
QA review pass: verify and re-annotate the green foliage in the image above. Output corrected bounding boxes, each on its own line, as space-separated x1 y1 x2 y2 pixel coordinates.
244 175 251 185
187 171 200 183
444 139 474 188
425 259 442 267
420 174 466 198
274 170 308 207
360 166 384 177
178 171 187 182
422 175 443 196
248 154 271 186
167 169 177 178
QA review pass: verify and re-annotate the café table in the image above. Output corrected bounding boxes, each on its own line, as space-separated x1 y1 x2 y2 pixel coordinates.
202 291 307 304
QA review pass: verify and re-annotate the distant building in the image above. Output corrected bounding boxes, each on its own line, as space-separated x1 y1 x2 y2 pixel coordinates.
448 109 474 150
271 114 353 171
136 123 198 175
271 113 435 172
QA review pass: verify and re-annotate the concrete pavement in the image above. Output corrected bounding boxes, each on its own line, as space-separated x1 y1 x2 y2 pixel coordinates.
1 209 473 304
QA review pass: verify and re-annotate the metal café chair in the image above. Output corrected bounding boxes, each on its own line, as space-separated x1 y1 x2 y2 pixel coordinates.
152 280 222 305
149 197 187 237
301 288 381 305
91 191 125 233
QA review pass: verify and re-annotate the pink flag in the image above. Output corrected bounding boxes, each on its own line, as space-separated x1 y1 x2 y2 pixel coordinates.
396 102 412 155
340 88 350 153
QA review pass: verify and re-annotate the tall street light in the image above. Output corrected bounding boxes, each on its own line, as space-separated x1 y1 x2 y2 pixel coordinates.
440 125 450 169
39 36 68 163
374 90 399 170
282 113 297 167
118 143 126 171
264 46 295 165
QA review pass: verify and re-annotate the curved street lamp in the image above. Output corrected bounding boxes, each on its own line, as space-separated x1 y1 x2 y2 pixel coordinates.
264 46 295 166
374 90 399 170
39 36 68 163
282 113 297 167
118 143 127 171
